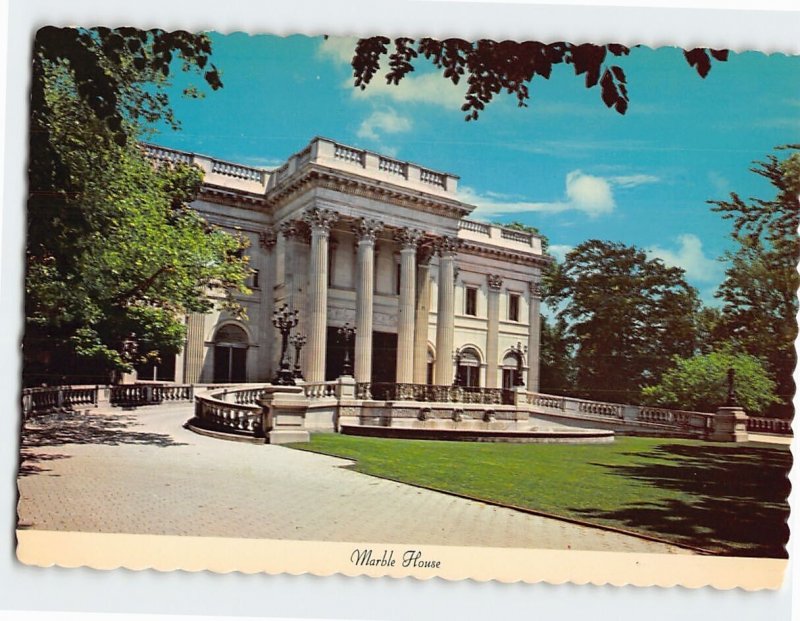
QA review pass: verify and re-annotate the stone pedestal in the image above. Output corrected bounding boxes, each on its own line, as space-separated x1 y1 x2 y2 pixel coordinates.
258 384 310 444
710 406 749 442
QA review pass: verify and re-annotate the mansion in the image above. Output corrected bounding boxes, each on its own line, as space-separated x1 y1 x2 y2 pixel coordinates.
144 138 552 392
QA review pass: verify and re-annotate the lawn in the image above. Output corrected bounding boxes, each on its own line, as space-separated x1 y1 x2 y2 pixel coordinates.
288 434 791 557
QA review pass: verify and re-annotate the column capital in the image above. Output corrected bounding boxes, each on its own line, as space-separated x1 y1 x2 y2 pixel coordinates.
394 227 424 250
487 274 503 291
435 235 461 256
279 219 311 244
352 217 383 243
417 242 436 266
303 207 339 233
529 279 543 299
259 227 278 250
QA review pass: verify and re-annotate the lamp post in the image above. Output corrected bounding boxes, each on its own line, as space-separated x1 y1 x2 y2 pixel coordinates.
726 367 738 407
511 341 528 387
337 323 356 377
289 333 307 380
272 304 299 385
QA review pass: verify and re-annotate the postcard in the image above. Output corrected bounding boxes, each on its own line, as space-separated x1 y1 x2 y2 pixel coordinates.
15 25 797 593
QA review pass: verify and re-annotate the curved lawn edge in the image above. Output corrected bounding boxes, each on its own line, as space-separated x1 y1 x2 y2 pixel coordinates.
286 442 714 556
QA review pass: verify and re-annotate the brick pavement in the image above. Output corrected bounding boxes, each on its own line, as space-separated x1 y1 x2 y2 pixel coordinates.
17 404 691 553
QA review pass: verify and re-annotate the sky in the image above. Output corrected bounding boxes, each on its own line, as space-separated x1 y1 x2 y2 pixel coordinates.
152 33 800 305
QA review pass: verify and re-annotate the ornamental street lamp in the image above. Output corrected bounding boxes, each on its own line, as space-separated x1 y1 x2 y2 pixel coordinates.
337 323 356 377
726 367 738 407
272 304 299 385
452 348 463 387
289 333 307 380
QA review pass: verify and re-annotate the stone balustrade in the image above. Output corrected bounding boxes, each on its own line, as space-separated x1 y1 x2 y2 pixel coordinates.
22 385 99 418
357 382 514 405
747 416 793 435
303 382 337 399
193 389 263 438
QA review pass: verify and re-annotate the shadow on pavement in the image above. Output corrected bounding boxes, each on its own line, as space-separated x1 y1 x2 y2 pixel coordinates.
572 442 791 558
21 410 189 449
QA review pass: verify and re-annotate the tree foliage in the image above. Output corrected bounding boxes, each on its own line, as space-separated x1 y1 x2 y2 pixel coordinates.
26 28 248 384
710 149 799 416
352 38 727 120
547 240 699 403
641 349 779 415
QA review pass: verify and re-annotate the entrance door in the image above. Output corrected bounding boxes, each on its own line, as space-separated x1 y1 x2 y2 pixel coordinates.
371 331 397 384
213 325 248 383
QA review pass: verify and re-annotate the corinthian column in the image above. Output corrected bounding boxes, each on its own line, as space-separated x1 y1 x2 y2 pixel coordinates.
303 207 338 382
485 274 503 388
352 218 382 384
434 236 460 385
527 279 542 392
395 227 422 384
183 312 206 384
413 243 435 384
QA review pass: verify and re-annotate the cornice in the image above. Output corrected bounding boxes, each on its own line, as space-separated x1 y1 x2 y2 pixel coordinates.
198 185 269 211
266 165 473 220
459 240 554 268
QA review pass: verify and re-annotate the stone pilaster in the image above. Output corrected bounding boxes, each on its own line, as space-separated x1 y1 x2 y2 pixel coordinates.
352 218 383 384
303 208 338 382
485 274 503 388
434 236 460 385
527 279 542 392
413 243 435 384
395 227 422 383
258 227 278 380
183 312 206 384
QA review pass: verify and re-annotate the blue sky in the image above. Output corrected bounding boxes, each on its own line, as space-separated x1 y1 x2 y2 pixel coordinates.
153 33 800 304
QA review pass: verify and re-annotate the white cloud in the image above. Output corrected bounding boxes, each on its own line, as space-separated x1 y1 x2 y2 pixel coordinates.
460 170 618 219
356 108 413 142
349 72 467 108
565 171 615 216
608 174 661 188
548 244 573 263
646 234 724 284
317 36 360 65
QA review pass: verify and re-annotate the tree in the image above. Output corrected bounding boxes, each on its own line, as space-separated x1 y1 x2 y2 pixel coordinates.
538 315 574 395
641 349 780 415
547 240 699 404
351 38 727 120
711 149 799 417
25 28 249 384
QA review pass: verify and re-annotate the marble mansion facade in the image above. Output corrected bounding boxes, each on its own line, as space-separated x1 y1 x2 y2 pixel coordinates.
144 138 551 392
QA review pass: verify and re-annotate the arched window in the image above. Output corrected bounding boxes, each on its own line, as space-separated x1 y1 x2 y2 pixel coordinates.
456 347 481 388
426 347 435 385
502 351 523 390
213 324 248 383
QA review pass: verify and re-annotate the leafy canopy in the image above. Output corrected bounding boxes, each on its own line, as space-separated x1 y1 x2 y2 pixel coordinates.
351 38 727 120
547 240 700 404
641 349 780 415
26 28 248 384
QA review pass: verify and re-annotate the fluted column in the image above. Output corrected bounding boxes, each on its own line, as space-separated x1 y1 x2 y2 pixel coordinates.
352 218 382 384
434 236 460 385
395 227 422 383
485 274 503 388
303 208 338 382
527 279 542 392
413 244 435 384
183 312 206 384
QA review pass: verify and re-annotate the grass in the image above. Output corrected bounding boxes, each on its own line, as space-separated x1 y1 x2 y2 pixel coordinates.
288 434 791 557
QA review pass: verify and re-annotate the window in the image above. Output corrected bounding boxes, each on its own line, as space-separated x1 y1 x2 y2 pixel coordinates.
456 348 481 387
251 269 260 289
508 293 520 322
465 287 477 316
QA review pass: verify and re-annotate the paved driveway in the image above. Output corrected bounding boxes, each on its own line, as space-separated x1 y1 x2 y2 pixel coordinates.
17 404 690 553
